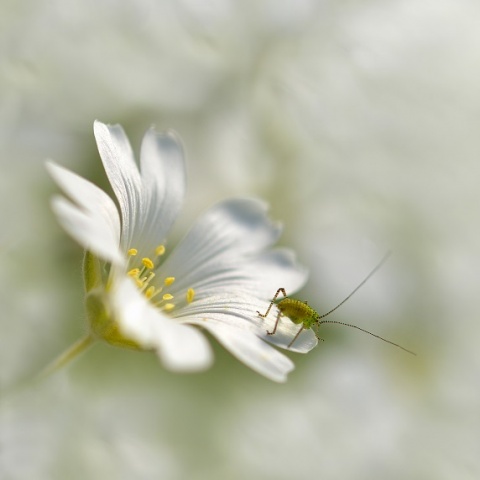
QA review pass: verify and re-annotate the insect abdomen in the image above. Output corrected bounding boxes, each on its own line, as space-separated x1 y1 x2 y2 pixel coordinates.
277 298 317 328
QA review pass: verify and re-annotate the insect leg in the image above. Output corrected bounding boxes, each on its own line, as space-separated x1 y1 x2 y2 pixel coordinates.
257 288 288 337
256 288 287 318
313 322 325 343
287 325 305 348
266 310 282 335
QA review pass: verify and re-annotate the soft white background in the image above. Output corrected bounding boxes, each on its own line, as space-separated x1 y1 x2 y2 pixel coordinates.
1 0 479 478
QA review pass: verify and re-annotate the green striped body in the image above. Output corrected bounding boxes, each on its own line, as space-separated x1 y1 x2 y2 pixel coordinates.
276 298 319 329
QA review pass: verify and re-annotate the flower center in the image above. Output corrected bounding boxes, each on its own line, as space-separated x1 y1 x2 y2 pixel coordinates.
126 244 195 311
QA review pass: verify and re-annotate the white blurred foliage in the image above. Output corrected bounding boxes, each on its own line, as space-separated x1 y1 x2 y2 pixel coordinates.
2 0 480 479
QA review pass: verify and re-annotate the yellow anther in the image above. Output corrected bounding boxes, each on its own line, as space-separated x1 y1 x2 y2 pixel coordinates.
186 288 195 303
142 257 155 270
155 245 166 256
145 286 156 299
135 278 144 288
162 293 174 301
164 303 175 311
164 277 175 286
128 268 140 277
128 248 138 256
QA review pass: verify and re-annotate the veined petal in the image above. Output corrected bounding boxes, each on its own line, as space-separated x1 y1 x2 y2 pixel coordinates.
51 196 124 264
134 128 186 255
166 247 307 301
114 279 213 372
158 198 283 285
93 120 142 249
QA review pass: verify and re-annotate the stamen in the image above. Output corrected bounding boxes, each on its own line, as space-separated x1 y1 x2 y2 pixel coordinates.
145 286 156 299
140 272 156 292
148 286 163 301
187 288 195 303
128 268 140 278
126 251 178 312
126 248 139 270
145 272 156 284
142 257 155 270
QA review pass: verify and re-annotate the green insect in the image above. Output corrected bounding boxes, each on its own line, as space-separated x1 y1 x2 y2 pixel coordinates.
257 253 416 355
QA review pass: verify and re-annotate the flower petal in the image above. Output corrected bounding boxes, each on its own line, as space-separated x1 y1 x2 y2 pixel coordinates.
241 248 308 297
158 198 286 288
51 196 124 264
46 160 121 244
114 279 213 372
151 320 213 372
93 120 142 249
134 128 186 256
201 323 295 382
167 247 307 303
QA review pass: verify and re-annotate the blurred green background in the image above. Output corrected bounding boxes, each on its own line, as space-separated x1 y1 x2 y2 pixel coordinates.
1 0 479 479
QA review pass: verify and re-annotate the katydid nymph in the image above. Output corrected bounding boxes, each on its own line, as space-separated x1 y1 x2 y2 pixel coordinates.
257 253 415 355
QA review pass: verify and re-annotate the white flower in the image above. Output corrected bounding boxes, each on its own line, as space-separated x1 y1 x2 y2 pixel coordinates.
46 121 316 382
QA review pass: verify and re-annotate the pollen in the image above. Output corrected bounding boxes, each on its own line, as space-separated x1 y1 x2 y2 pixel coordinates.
187 288 195 303
142 257 155 270
145 286 156 298
155 244 166 256
128 259 179 310
128 268 140 277
128 248 138 256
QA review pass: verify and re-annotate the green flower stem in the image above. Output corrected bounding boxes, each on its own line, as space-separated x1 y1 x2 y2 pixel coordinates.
38 334 95 379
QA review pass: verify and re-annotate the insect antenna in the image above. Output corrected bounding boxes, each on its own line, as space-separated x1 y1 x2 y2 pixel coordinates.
317 320 416 355
315 251 416 355
317 251 391 320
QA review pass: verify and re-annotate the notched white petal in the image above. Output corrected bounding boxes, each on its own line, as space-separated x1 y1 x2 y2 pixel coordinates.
205 198 283 252
140 128 186 188
249 248 309 297
134 127 186 254
158 198 284 288
51 196 124 265
93 121 141 189
46 161 121 242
